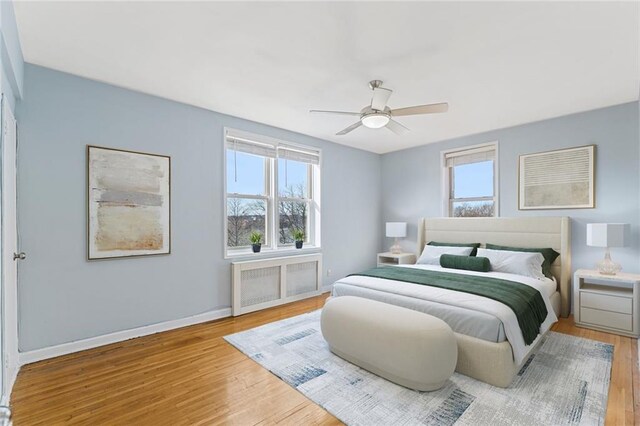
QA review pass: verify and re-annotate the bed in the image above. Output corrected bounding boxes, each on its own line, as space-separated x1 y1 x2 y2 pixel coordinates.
331 216 571 387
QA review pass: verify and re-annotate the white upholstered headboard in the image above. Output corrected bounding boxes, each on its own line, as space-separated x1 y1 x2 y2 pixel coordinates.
417 217 571 317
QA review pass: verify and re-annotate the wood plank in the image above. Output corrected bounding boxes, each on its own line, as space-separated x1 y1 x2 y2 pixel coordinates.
10 298 637 425
632 337 640 426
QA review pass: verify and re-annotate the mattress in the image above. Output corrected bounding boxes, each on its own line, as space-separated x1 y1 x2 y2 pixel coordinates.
331 264 559 345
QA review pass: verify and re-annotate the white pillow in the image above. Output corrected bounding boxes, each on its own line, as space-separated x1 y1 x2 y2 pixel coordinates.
476 248 546 280
416 245 474 265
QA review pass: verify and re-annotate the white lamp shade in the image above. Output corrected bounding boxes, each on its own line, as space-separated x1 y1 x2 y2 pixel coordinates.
386 222 407 238
587 223 628 247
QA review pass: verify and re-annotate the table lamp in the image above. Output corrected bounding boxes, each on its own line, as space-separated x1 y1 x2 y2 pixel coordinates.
587 223 629 275
386 222 407 254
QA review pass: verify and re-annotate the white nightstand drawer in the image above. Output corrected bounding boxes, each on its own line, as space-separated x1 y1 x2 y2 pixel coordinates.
580 307 633 332
581 291 632 314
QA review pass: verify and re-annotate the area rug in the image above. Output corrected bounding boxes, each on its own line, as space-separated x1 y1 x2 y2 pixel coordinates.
224 310 613 425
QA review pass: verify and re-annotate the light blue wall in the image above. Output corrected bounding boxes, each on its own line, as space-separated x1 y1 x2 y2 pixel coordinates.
14 62 640 350
382 102 640 282
16 64 382 351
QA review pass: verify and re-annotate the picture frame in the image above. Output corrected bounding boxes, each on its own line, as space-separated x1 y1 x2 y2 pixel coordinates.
87 145 171 260
518 145 595 210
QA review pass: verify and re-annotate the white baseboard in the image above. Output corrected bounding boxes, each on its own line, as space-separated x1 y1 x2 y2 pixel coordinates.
19 307 232 366
1 364 18 406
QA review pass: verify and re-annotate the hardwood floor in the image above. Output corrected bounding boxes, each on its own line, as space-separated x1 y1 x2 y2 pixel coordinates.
10 294 639 425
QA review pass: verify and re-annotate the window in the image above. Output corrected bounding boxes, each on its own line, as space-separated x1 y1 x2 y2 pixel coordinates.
225 129 320 256
226 150 269 248
278 156 311 244
443 143 497 217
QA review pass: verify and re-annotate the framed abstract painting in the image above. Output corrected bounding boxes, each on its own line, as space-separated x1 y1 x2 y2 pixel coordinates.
518 145 595 210
87 146 171 259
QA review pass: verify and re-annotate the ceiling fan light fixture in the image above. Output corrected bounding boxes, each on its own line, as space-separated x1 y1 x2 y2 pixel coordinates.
310 80 448 135
361 112 390 129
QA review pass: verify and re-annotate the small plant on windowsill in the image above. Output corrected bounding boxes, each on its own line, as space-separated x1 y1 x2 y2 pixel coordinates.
293 229 305 249
250 231 263 253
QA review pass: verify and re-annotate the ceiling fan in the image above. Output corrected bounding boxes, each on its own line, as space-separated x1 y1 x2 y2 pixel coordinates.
310 80 449 136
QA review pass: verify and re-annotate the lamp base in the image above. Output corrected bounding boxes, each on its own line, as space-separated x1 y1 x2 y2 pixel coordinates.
390 238 402 254
596 248 622 275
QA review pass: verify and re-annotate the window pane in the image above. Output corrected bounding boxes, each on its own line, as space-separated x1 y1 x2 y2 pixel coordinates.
278 159 309 198
227 198 266 247
226 149 266 195
453 160 494 198
278 200 308 244
452 200 494 217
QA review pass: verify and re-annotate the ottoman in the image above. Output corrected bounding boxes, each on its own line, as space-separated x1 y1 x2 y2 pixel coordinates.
320 296 457 391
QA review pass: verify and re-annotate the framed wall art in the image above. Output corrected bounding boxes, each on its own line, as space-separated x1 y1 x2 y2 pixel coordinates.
87 145 171 259
518 145 595 210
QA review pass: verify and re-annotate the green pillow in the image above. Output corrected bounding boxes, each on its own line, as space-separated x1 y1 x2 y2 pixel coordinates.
428 241 481 256
440 254 490 272
485 244 559 279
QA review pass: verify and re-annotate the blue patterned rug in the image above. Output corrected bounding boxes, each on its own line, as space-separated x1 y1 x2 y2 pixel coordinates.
224 310 613 425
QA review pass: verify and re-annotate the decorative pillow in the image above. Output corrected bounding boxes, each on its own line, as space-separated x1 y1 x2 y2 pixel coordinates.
485 244 559 279
476 248 546 280
417 245 474 265
428 241 481 256
440 254 490 272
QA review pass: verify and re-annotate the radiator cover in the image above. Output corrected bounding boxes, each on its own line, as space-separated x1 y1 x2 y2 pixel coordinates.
231 253 323 315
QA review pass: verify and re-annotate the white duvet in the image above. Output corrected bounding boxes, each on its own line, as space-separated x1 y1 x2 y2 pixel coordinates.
332 264 558 365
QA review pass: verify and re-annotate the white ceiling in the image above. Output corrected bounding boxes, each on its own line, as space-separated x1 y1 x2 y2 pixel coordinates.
13 1 640 154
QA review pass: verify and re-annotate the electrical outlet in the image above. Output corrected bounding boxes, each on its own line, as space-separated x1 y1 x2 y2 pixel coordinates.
326 269 332 277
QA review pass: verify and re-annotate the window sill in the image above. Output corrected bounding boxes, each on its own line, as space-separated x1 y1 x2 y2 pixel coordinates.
225 246 322 261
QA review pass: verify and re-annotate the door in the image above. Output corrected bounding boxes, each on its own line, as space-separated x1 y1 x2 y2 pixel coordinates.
1 95 19 403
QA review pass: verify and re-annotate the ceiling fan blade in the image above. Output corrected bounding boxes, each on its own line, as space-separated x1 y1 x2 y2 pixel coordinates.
385 119 410 135
371 87 392 111
310 109 360 116
390 102 449 117
336 121 362 135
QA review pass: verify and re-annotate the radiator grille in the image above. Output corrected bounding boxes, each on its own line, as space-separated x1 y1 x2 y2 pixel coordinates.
232 254 322 315
240 266 281 307
286 261 318 297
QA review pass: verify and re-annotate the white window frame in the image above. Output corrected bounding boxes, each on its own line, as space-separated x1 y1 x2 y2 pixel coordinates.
223 128 321 259
226 156 272 249
276 160 314 247
441 142 499 217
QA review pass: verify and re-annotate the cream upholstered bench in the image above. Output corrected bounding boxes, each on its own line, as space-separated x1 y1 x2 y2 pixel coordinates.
320 296 457 391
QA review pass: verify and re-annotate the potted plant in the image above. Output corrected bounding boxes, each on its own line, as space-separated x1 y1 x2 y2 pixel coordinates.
250 231 263 253
293 229 305 249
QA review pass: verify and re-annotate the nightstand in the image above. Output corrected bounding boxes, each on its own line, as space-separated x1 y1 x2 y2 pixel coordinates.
377 252 416 267
573 269 640 337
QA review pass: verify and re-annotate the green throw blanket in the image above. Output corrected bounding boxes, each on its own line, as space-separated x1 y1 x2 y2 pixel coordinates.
349 267 547 345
